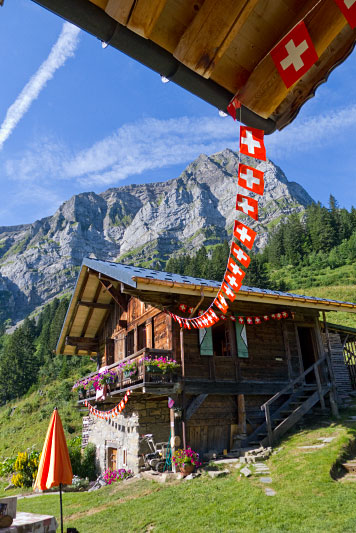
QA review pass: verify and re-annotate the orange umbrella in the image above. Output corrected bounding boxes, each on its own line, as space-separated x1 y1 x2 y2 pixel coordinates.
34 408 73 533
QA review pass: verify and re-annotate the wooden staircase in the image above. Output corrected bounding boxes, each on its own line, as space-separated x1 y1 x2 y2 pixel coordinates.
243 355 338 448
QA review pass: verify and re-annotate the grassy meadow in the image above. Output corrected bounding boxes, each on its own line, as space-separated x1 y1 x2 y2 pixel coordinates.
2 403 356 532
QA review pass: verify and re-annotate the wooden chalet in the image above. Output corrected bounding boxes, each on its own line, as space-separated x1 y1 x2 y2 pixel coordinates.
57 258 356 472
32 0 356 133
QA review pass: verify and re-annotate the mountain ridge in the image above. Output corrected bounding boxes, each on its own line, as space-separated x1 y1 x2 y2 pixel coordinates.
0 148 313 325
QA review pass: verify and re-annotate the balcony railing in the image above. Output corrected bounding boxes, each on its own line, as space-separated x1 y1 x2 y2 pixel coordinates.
77 348 177 401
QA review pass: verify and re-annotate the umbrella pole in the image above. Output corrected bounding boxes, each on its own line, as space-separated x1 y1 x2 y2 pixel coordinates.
60 483 64 533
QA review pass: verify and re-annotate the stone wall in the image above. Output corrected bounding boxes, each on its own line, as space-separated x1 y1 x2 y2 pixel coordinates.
85 395 170 473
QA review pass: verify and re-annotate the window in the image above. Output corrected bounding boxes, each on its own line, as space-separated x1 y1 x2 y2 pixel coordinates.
107 447 117 470
126 330 134 356
137 323 146 351
122 448 127 467
213 322 232 357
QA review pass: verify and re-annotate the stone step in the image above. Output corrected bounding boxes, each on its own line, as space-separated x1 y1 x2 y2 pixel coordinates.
343 462 356 473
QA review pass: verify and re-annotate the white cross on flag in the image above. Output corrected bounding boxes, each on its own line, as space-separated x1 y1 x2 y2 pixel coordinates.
236 194 258 221
238 316 244 324
210 309 219 322
333 0 356 28
214 296 228 314
255 317 261 325
222 281 236 302
246 317 253 325
238 164 264 195
239 126 266 161
231 242 250 268
270 21 318 88
233 221 257 250
224 271 242 293
227 257 246 282
179 303 187 312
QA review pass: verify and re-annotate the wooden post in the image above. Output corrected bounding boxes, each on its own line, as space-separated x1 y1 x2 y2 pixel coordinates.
294 323 305 382
170 406 176 473
180 328 187 449
265 405 273 447
314 363 326 410
282 322 293 383
145 319 153 348
238 394 246 436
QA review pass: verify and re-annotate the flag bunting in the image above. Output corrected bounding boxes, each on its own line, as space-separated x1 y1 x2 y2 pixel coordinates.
85 390 132 419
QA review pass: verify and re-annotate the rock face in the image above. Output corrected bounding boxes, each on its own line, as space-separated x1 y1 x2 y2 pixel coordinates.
0 148 313 325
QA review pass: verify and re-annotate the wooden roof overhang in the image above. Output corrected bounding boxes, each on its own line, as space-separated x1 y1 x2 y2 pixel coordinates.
57 261 356 356
32 0 356 133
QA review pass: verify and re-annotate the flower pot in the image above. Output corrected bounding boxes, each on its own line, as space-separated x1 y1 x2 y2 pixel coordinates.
123 369 137 379
180 463 195 476
146 365 162 373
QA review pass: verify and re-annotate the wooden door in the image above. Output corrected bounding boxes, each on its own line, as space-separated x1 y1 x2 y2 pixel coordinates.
108 448 117 470
188 424 230 455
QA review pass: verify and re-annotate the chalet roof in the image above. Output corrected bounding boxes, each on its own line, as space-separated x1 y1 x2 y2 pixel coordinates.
56 257 356 356
33 0 356 133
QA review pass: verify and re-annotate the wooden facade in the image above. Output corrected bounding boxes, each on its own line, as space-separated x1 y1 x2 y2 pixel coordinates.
55 260 356 467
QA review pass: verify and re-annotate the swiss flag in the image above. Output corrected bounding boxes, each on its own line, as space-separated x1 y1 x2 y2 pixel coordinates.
333 0 356 28
222 281 236 302
254 317 262 325
282 311 289 318
270 21 318 89
271 314 276 320
224 271 242 292
238 316 245 324
179 303 187 312
233 221 257 250
231 242 250 268
227 95 241 120
246 317 253 325
214 296 228 314
276 313 282 320
209 309 219 322
230 315 236 322
240 126 266 161
188 307 194 314
263 315 269 322
238 164 264 195
227 257 245 282
236 194 258 221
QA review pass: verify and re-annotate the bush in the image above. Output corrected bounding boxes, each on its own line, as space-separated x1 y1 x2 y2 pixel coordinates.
11 450 41 487
0 456 16 476
68 437 97 481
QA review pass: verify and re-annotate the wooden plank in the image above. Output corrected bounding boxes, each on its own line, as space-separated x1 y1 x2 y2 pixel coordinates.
186 394 208 421
282 321 293 382
236 0 348 118
78 301 113 310
106 0 168 38
174 0 258 78
184 380 286 395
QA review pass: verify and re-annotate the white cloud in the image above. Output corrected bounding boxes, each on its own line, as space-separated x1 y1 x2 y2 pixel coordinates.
266 104 356 158
5 104 356 191
0 22 80 150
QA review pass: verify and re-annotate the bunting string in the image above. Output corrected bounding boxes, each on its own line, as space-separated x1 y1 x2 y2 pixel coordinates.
167 110 267 330
84 390 132 420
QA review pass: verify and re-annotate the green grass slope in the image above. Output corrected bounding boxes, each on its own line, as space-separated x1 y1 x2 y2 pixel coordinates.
0 373 85 460
4 403 356 533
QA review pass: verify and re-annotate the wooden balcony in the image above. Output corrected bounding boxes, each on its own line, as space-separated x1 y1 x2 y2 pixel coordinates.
77 348 180 403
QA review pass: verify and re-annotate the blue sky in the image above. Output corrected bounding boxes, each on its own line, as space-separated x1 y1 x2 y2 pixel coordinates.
0 1 356 226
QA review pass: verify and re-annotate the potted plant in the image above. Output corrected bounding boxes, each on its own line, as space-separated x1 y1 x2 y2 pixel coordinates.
120 361 138 379
172 447 201 476
144 357 180 374
98 369 117 389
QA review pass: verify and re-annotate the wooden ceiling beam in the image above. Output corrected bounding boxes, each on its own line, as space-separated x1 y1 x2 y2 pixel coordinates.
174 0 258 79
105 0 168 39
78 300 113 310
236 0 348 119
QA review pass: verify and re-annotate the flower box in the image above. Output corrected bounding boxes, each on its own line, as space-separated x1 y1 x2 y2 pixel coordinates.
145 364 163 374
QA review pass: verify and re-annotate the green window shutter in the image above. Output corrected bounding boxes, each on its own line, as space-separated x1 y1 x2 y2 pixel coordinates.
199 327 214 356
235 320 249 358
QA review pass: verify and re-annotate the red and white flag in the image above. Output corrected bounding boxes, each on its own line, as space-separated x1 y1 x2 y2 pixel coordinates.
255 316 262 325
227 257 245 282
227 95 241 120
231 242 250 268
240 126 266 161
263 315 269 322
222 281 236 302
270 21 318 89
233 221 257 250
188 307 194 314
333 0 356 28
236 194 258 221
209 309 219 322
224 271 242 292
238 164 264 195
238 316 245 324
230 315 236 322
214 296 228 314
246 317 253 325
179 303 187 312
282 311 288 318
